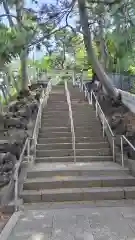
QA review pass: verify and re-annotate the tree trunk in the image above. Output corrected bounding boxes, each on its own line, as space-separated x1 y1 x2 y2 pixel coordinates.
77 0 118 99
2 0 14 27
20 48 29 90
98 18 108 70
15 0 29 90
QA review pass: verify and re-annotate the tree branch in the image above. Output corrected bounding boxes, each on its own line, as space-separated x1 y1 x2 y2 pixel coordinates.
0 14 35 31
29 25 68 47
2 0 14 27
29 4 77 47
87 0 121 5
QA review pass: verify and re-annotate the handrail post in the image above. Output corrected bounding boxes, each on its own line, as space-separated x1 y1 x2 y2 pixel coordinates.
27 139 30 163
88 92 91 105
103 117 105 138
14 169 18 212
96 100 98 117
121 136 124 167
39 107 41 128
112 136 115 162
84 88 87 99
90 91 93 105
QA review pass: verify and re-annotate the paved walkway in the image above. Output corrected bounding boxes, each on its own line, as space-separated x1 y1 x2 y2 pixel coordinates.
6 202 135 239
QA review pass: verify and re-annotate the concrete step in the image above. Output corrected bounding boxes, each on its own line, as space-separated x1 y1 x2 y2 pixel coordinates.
36 142 109 150
27 162 129 178
40 124 101 129
47 100 67 102
21 186 135 203
42 113 96 117
36 148 110 158
41 115 98 120
38 136 106 144
41 115 69 120
35 155 113 163
43 110 69 114
47 102 67 104
38 132 72 138
41 119 99 125
41 123 102 128
38 131 102 138
45 103 68 106
40 127 71 133
40 127 102 133
45 108 69 111
23 175 135 191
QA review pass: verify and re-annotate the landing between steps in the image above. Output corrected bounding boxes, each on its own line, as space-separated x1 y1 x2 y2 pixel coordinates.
4 202 135 240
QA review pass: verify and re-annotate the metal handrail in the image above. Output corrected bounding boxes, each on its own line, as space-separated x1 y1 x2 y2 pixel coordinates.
83 82 135 168
14 138 30 211
83 85 115 161
121 135 135 167
14 80 52 211
65 81 76 163
91 90 114 137
32 80 52 151
90 88 135 167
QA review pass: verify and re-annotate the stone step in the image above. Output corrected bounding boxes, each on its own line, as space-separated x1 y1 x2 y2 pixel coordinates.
41 119 99 124
23 175 135 191
40 126 102 133
27 162 129 178
47 100 67 102
38 136 106 144
45 108 69 111
40 127 71 133
42 112 96 117
41 115 69 120
41 120 70 124
38 131 102 138
21 186 135 203
45 103 67 106
47 102 67 104
41 123 101 128
35 155 113 163
38 131 71 138
41 122 101 128
36 148 110 158
45 103 68 106
41 124 101 129
41 114 97 119
36 142 109 150
41 117 97 123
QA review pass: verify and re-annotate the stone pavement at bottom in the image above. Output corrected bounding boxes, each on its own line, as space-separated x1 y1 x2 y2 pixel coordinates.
7 202 135 240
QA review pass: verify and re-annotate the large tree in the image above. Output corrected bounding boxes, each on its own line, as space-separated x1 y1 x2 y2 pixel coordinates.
0 0 135 97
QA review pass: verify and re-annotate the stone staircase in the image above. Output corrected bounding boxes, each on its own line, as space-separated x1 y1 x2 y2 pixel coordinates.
21 85 135 203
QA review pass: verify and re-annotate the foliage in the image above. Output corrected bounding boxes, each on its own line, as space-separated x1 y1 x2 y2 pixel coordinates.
0 0 135 99
0 24 22 64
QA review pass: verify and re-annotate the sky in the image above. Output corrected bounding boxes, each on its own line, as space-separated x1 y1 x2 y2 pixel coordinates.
0 0 58 59
0 0 76 60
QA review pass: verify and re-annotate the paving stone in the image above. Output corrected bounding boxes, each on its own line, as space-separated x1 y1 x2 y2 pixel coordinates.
88 209 135 239
74 232 94 240
6 206 135 240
